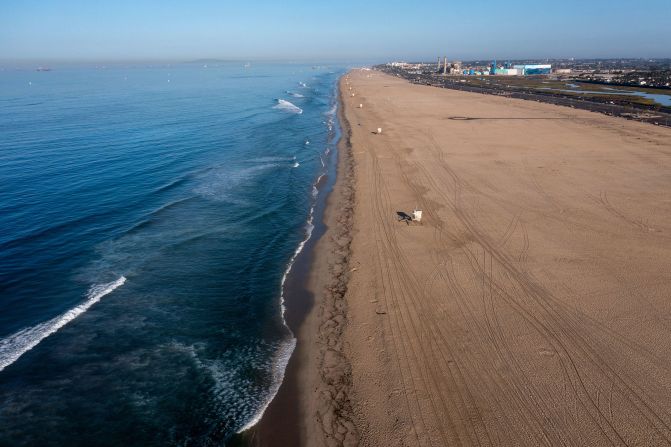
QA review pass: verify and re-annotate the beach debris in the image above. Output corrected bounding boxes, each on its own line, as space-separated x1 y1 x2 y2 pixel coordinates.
412 209 423 222
376 127 382 134
375 310 387 315
358 104 363 108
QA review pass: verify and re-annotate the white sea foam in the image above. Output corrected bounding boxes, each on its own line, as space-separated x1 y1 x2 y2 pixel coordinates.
236 337 296 433
245 157 299 168
237 76 341 435
247 156 295 164
313 174 325 197
285 90 304 98
195 163 282 203
273 99 302 114
0 276 126 372
236 188 318 434
236 149 327 433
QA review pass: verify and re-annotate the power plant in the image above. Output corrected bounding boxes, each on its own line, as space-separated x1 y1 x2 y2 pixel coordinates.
436 57 462 75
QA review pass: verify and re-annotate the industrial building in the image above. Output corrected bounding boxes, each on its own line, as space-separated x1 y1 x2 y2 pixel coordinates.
495 68 519 76
428 56 553 77
513 64 552 75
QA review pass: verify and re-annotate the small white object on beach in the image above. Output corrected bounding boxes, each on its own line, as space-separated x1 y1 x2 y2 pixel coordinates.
412 209 423 222
351 93 355 97
358 104 363 108
377 127 382 134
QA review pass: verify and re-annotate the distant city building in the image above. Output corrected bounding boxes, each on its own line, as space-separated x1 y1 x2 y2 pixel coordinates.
427 57 554 77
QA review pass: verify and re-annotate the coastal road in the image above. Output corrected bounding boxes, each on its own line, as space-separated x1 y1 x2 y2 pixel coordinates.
340 70 671 446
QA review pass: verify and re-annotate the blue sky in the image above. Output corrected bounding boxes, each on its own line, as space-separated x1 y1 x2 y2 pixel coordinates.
2 0 669 61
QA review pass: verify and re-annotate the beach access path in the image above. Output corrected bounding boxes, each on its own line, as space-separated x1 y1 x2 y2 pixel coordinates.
339 69 671 446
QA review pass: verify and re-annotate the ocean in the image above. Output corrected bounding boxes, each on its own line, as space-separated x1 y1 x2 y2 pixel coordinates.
0 62 343 445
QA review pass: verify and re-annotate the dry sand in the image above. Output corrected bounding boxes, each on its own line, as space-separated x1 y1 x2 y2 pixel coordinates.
324 70 671 446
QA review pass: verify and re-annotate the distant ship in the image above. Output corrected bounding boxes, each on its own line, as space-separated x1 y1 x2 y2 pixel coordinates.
35 67 52 72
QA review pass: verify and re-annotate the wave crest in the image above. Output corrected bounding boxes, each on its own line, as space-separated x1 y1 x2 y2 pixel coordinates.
273 99 302 114
0 276 127 372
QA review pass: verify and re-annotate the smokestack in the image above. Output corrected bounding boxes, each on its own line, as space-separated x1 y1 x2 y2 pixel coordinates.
443 57 448 75
438 57 441 72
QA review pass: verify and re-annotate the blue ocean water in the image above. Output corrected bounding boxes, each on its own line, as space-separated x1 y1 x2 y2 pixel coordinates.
0 62 343 445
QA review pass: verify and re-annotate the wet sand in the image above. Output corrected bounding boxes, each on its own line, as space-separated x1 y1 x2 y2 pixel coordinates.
334 69 671 446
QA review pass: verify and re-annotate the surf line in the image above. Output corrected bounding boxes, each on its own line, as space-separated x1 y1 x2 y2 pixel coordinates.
237 78 342 435
0 276 127 372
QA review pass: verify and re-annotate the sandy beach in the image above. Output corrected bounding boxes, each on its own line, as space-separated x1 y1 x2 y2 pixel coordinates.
255 69 671 446
339 69 671 446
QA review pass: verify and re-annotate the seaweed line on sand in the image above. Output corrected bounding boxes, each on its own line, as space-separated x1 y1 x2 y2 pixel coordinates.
315 79 359 447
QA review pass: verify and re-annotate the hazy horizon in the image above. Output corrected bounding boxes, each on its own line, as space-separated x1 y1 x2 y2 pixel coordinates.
2 0 670 62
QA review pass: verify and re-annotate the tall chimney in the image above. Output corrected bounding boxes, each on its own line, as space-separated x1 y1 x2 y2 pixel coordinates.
443 57 448 75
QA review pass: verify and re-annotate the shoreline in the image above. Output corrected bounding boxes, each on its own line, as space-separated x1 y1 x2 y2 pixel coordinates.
239 68 671 445
233 74 356 446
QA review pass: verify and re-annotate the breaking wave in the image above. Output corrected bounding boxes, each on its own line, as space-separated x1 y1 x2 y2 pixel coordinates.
273 99 302 114
0 276 127 372
235 337 296 433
